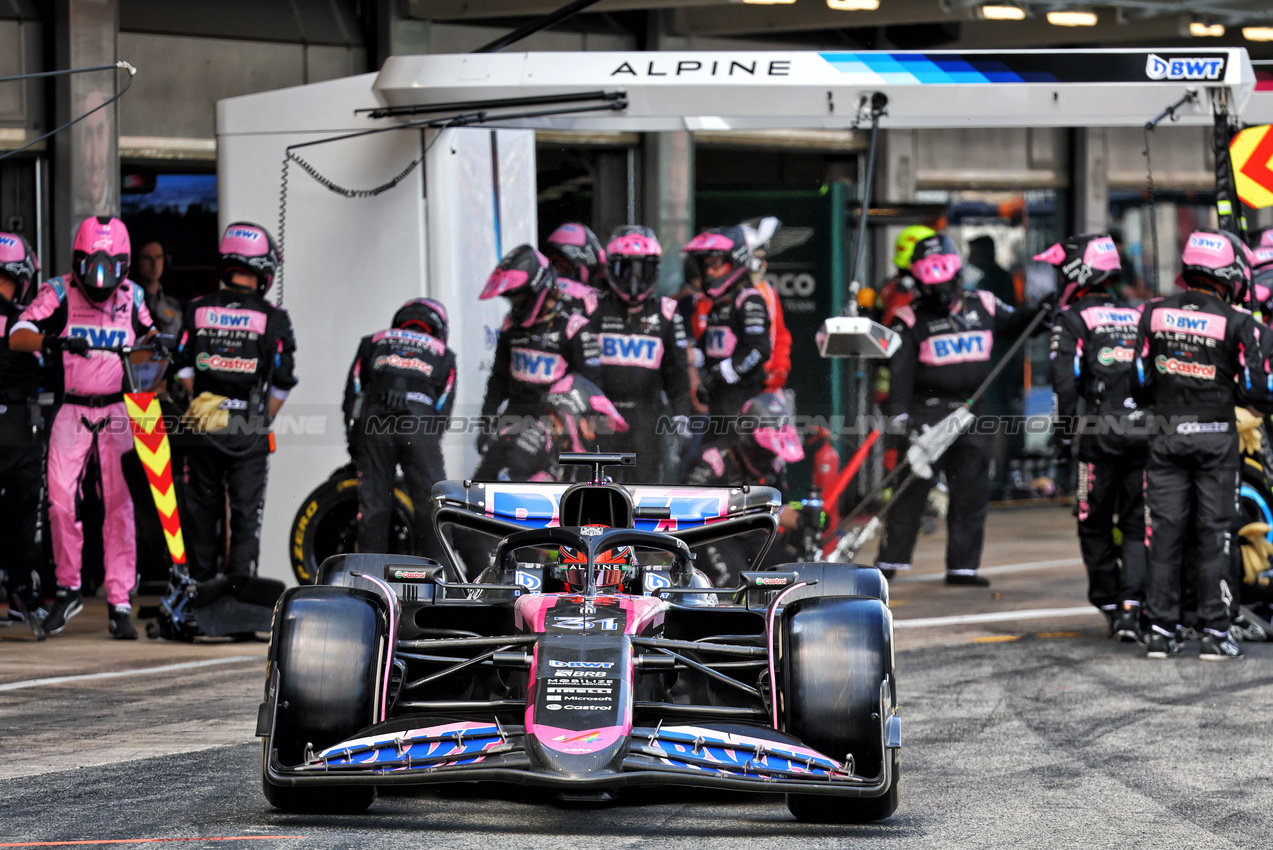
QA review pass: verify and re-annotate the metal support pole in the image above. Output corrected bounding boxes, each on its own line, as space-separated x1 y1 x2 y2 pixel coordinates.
847 92 888 314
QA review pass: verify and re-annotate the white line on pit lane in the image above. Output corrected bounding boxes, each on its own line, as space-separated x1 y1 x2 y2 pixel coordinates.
0 655 261 692
895 606 1103 629
890 558 1083 583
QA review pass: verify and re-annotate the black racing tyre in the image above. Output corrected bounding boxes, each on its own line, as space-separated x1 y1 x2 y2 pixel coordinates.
779 596 898 823
771 563 889 606
288 464 416 585
262 585 386 813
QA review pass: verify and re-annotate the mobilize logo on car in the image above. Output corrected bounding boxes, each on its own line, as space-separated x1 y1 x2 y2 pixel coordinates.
1145 53 1225 82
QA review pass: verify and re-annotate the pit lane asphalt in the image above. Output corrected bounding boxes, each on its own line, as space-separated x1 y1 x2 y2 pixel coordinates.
2 506 1271 848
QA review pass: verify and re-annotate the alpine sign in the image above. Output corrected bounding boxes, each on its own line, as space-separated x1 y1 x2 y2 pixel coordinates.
1231 124 1273 210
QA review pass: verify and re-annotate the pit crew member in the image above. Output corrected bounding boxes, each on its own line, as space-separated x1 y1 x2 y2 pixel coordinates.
176 222 298 583
1131 229 1268 661
345 297 455 560
10 217 158 638
875 234 1050 586
592 226 689 482
1041 233 1147 640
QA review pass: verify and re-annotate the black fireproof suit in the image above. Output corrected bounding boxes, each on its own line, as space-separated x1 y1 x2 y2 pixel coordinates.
176 288 298 581
479 291 601 425
593 292 690 483
698 284 771 423
1050 293 1148 612
1131 290 1269 638
0 295 43 610
344 327 456 558
876 290 1040 578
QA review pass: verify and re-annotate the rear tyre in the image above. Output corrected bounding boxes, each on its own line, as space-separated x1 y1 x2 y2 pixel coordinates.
780 596 898 823
262 585 385 813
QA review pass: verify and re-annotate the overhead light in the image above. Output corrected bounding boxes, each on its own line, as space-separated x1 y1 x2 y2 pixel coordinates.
1245 26 1273 42
981 4 1026 20
1190 22 1225 37
827 0 881 10
1046 10 1098 26
743 0 797 4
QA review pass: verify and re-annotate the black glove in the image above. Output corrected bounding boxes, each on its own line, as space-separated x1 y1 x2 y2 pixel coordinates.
476 430 492 457
43 335 89 357
150 333 177 358
695 383 711 406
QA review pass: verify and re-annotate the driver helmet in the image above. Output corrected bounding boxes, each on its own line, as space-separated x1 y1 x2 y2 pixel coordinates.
1032 233 1121 309
0 232 38 306
893 225 936 271
71 216 130 304
545 374 628 451
605 226 662 306
1180 229 1251 303
910 234 964 311
480 244 557 328
556 527 635 592
392 297 449 342
545 222 606 287
218 222 279 294
736 393 804 479
683 226 752 298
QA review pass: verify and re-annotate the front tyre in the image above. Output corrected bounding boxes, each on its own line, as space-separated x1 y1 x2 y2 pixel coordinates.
262 585 386 813
780 596 898 823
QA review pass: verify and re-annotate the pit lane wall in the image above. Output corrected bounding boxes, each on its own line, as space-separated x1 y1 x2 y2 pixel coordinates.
217 74 535 584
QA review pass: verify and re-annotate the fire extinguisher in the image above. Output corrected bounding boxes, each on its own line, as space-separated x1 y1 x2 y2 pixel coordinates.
813 438 841 528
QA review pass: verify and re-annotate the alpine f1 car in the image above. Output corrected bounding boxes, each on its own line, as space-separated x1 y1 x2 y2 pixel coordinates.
258 454 899 823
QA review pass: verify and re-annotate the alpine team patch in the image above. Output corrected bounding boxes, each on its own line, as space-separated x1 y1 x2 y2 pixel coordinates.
919 330 992 365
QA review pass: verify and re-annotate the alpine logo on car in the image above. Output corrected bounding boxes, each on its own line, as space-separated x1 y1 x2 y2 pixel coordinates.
1155 355 1216 380
1145 53 1225 82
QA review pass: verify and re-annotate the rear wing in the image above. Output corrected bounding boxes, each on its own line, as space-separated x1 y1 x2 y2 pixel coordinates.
432 480 781 579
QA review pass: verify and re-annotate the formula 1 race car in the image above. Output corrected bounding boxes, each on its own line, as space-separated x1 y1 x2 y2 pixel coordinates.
257 454 899 823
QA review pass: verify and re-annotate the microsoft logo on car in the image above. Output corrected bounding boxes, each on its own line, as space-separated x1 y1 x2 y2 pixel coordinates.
1145 53 1224 82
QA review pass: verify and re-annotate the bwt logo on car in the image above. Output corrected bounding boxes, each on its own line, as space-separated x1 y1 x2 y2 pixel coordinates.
1145 53 1224 81
549 660 614 669
68 326 126 347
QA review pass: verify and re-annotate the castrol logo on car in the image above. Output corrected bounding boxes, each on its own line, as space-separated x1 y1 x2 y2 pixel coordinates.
196 352 258 373
1154 355 1216 380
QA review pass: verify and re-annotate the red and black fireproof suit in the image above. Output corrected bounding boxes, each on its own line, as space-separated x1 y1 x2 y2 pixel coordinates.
344 327 456 559
877 290 1041 579
592 292 690 483
0 294 43 611
1050 293 1148 614
1131 291 1269 639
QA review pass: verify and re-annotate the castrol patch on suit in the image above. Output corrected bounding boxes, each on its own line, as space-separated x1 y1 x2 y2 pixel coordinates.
919 330 993 365
1150 309 1227 340
1154 355 1216 380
